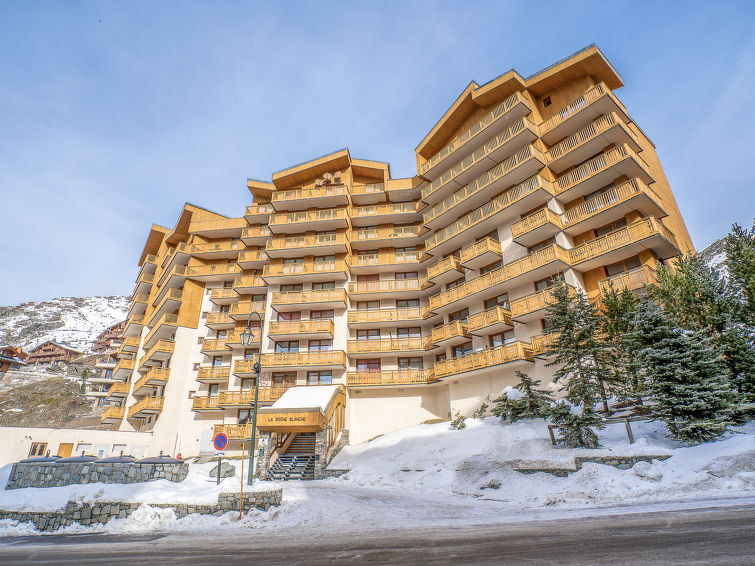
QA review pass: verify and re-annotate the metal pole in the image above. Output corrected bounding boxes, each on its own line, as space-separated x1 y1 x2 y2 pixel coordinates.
247 352 261 485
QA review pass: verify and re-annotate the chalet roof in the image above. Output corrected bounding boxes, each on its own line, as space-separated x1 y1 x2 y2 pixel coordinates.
31 340 83 354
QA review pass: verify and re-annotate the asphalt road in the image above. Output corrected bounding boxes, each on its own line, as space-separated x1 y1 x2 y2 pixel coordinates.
1 503 754 565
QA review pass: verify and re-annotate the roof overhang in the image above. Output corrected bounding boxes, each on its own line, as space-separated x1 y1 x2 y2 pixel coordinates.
272 148 351 190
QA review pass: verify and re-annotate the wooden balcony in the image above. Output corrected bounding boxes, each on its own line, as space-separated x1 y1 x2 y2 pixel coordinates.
347 278 424 299
347 337 426 355
349 250 422 273
421 116 539 206
138 339 174 370
560 178 666 236
350 202 421 227
115 336 140 357
128 293 149 317
244 203 275 223
229 301 266 321
347 307 424 327
217 387 288 407
271 184 348 211
185 263 241 282
555 144 654 202
271 288 347 310
350 225 423 250
233 274 267 294
191 395 223 412
539 82 629 145
263 260 348 284
233 360 258 376
128 396 164 419
143 313 178 349
113 358 136 380
266 233 348 258
209 288 238 306
430 321 470 346
214 423 252 441
509 286 573 322
106 381 130 399
138 254 157 277
598 265 655 295
347 369 436 387
511 207 562 247
133 367 170 396
528 333 557 358
197 365 232 382
156 262 187 290
100 406 125 424
268 320 334 340
467 306 513 335
151 288 183 322
426 256 464 285
420 90 532 180
225 330 261 348
424 145 546 231
459 237 502 270
201 338 231 355
268 209 348 234
545 112 640 174
132 272 154 297
241 225 273 246
189 218 247 239
123 315 145 337
569 217 678 271
425 175 554 257
428 245 571 314
237 250 268 270
350 182 386 205
260 351 347 369
205 312 235 330
187 240 245 259
434 342 533 379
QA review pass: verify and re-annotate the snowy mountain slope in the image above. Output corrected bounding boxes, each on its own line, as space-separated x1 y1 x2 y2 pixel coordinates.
0 296 129 353
698 237 727 276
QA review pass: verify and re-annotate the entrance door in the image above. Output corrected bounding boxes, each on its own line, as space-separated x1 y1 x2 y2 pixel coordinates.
57 443 73 458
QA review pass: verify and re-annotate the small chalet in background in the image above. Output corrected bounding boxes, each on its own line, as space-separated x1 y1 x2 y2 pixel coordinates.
0 346 29 373
27 341 82 364
92 320 126 352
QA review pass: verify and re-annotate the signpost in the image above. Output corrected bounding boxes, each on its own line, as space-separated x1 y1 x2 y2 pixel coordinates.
213 433 228 485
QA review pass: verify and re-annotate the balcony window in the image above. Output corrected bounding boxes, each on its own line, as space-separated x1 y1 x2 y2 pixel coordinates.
212 356 224 367
436 352 447 363
447 277 466 290
357 274 379 282
528 237 556 254
311 310 334 320
357 359 381 371
308 340 332 352
308 371 332 385
452 342 473 358
398 357 423 370
484 294 509 310
313 281 336 290
241 378 255 391
490 330 515 347
397 299 420 309
275 341 299 353
357 329 381 341
280 284 303 292
219 305 230 313
395 272 418 280
357 301 380 311
535 274 565 292
315 255 336 263
395 247 418 261
278 311 301 321
480 260 502 275
283 257 304 264
595 218 628 238
448 308 469 323
216 330 227 339
605 256 642 277
272 372 296 387
244 349 258 361
208 384 219 397
397 327 421 338
238 409 251 425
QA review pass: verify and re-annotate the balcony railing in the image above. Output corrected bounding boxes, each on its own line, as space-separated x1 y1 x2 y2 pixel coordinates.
185 263 241 278
427 255 463 281
197 365 232 381
238 250 267 264
420 91 530 176
201 339 230 354
210 288 238 303
430 321 469 344
214 423 252 441
266 233 347 251
264 260 347 278
539 82 622 135
106 381 130 398
133 367 170 392
139 339 174 367
511 207 562 240
128 397 164 418
206 312 234 326
241 225 272 240
561 179 662 228
467 306 512 333
425 175 553 252
347 369 435 386
459 237 502 265
272 288 347 305
217 387 288 406
569 217 677 266
555 144 648 195
351 202 418 219
100 406 125 422
132 293 148 305
347 337 426 354
229 301 266 317
347 307 423 324
144 313 178 344
352 225 421 242
191 395 222 411
598 266 655 294
268 320 334 336
113 358 136 377
269 208 347 227
510 287 560 318
424 145 545 226
429 245 571 311
245 203 275 217
528 333 557 357
351 183 385 196
187 240 245 255
348 278 423 295
545 112 632 163
434 342 533 378
271 184 347 203
260 351 347 367
351 250 420 267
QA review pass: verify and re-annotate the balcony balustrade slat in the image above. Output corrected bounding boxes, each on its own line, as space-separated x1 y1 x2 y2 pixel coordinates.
347 369 435 386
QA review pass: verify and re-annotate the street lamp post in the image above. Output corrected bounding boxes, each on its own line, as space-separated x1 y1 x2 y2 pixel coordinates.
239 311 262 486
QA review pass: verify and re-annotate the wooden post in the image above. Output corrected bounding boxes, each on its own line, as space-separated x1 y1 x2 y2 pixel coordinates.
239 442 245 520
624 418 635 444
548 425 557 446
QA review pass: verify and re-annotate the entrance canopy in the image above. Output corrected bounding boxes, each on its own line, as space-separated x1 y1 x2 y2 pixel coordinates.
257 385 345 433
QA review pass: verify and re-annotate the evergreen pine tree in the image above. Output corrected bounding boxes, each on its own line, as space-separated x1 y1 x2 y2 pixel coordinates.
630 301 734 443
600 287 643 403
724 220 755 325
492 371 553 422
720 325 755 401
79 368 88 395
547 402 601 448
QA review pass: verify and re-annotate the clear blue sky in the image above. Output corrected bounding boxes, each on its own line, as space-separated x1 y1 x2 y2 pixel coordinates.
1 1 753 305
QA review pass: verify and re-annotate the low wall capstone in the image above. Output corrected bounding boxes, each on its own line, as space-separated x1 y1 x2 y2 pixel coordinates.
513 454 671 477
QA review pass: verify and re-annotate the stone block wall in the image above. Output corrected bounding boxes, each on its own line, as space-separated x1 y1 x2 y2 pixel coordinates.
513 454 671 477
0 489 282 532
5 461 189 490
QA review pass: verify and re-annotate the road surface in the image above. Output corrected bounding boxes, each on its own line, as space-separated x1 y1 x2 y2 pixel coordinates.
0 502 753 565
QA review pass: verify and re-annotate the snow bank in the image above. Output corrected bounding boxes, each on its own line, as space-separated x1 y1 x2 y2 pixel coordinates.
269 385 338 412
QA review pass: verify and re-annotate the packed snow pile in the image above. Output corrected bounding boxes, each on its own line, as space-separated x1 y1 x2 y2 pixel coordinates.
268 385 339 411
0 295 129 352
0 418 753 536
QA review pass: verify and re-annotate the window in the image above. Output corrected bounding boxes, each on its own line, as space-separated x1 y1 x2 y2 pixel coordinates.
357 301 380 311
278 311 301 321
313 281 335 290
208 383 219 397
197 337 204 345
605 256 642 277
542 95 552 108
272 372 296 387
542 318 556 332
398 357 423 370
275 341 299 353
308 339 332 352
280 284 303 292
357 359 381 371
395 272 418 280
357 274 379 282
241 378 256 391
484 294 509 310
595 218 628 238
244 349 257 361
448 308 469 323
528 237 556 254
216 330 227 339
480 260 502 275
212 356 224 367
490 330 515 347
188 390 196 399
535 274 565 292
28 442 47 457
219 305 230 313
447 277 465 290
397 327 421 338
238 409 251 425
311 310 334 320
193 363 200 371
283 257 304 264
357 329 381 341
453 342 473 358
202 311 208 319
314 254 336 263
308 371 332 385
435 352 447 363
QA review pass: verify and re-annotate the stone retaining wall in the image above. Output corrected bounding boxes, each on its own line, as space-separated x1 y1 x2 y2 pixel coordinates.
0 489 282 532
5 461 189 490
514 454 671 477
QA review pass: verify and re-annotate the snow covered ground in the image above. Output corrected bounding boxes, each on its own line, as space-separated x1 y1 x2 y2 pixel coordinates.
0 418 753 536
